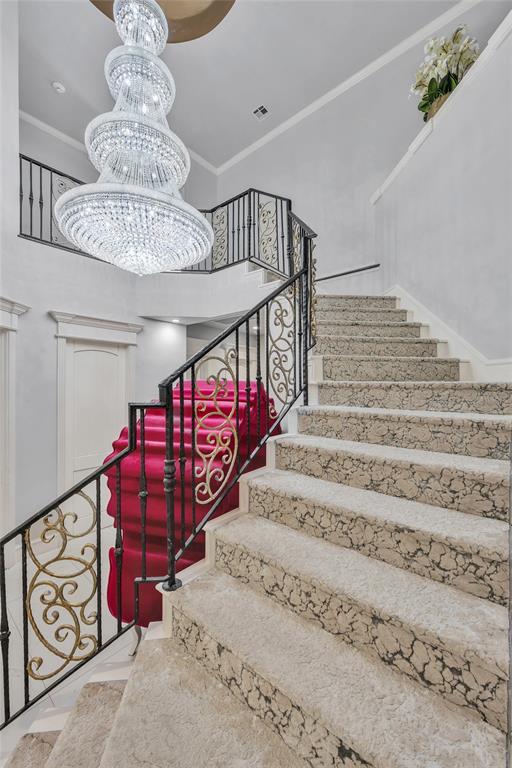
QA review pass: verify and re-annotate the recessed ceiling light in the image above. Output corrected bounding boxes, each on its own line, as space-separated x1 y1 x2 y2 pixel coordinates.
171 318 180 324
52 81 66 94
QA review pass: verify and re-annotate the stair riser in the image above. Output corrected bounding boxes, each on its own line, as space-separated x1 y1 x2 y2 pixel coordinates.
298 412 512 460
246 482 508 606
317 383 512 415
316 309 408 323
315 338 438 358
317 296 397 310
275 442 508 520
317 322 422 338
214 536 507 731
171 607 373 768
322 357 460 382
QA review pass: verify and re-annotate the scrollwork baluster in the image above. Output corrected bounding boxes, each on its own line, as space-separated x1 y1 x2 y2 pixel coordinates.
24 492 98 683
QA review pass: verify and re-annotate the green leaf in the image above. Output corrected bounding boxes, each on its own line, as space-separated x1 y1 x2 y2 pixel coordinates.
428 78 439 97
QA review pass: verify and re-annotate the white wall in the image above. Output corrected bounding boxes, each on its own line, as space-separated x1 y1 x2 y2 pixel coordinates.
373 17 512 361
183 157 217 210
19 117 96 183
216 3 510 280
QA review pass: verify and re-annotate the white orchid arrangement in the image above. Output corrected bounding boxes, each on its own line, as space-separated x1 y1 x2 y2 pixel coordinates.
411 25 480 120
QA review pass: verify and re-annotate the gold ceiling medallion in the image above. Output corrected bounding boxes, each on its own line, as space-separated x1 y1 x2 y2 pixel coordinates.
90 0 236 43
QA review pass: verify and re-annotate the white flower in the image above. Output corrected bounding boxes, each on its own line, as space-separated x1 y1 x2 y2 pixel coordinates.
411 24 479 100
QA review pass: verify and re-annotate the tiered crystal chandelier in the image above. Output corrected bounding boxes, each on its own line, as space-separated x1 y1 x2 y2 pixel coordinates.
55 0 213 275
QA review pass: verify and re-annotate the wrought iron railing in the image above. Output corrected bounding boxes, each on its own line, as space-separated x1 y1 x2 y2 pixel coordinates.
19 154 85 255
19 155 293 278
2 195 316 729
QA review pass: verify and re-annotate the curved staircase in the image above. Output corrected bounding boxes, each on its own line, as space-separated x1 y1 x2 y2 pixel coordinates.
5 293 510 768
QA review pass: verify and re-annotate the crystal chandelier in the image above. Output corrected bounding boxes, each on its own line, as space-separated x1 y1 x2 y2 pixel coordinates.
55 0 213 276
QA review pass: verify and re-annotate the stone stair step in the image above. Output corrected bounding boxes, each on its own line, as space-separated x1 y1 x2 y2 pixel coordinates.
45 681 125 768
244 469 508 604
274 435 509 520
317 380 512 414
167 571 505 768
213 514 508 730
3 732 59 768
317 294 398 309
317 307 408 323
98 636 304 768
317 319 423 337
315 336 441 358
296 405 512 459
321 355 461 381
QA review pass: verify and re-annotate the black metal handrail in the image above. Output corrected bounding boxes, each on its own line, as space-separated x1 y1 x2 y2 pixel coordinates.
2 196 316 729
19 155 294 279
315 262 380 282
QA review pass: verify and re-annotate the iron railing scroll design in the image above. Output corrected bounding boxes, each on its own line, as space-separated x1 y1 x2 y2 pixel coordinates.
3 185 316 729
19 155 293 279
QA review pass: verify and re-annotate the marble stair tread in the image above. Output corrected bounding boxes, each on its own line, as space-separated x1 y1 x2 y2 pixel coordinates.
214 513 508 676
167 571 505 768
317 306 407 317
295 405 512 459
316 380 512 414
317 294 398 308
245 469 508 562
98 637 305 768
315 336 442 358
3 732 59 768
320 355 461 382
274 435 509 519
317 320 423 337
45 680 126 768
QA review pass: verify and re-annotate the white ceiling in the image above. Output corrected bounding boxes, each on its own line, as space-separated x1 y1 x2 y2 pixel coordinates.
18 0 509 167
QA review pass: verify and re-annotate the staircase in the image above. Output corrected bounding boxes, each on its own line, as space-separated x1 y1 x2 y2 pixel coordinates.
4 293 510 768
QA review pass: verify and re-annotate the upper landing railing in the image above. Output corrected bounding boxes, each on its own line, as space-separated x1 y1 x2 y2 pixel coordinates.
18 154 293 279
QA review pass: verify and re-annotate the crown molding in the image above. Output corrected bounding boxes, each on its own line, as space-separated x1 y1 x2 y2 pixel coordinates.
215 0 483 174
188 147 219 176
0 298 30 332
19 0 483 179
0 298 30 316
20 110 88 154
20 110 218 177
49 311 143 334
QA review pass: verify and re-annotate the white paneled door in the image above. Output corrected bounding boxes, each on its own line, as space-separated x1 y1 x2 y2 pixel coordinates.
63 339 128 492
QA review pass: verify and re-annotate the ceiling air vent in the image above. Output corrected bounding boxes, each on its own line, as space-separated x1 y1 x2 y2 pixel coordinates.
253 105 269 121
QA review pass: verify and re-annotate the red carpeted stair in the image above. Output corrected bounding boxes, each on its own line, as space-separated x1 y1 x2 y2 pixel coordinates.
104 381 279 626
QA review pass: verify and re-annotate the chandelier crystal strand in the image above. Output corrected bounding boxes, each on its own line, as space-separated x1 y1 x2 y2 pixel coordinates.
55 0 213 275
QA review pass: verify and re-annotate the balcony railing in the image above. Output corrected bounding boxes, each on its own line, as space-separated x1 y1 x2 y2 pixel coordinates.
18 154 293 278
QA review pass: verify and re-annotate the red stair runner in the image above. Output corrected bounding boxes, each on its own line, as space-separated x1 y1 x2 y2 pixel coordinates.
104 381 279 626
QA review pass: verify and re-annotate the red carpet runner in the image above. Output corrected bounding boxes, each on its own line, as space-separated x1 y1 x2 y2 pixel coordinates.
104 381 279 626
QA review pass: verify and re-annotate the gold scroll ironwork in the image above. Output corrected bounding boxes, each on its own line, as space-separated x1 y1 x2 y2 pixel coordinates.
268 285 296 408
193 347 238 505
24 491 98 681
211 207 228 268
258 199 278 269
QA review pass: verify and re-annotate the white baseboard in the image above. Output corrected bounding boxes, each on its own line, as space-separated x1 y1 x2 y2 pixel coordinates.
386 285 512 382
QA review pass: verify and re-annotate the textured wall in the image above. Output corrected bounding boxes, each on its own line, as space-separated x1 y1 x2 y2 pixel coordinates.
373 21 512 359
